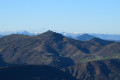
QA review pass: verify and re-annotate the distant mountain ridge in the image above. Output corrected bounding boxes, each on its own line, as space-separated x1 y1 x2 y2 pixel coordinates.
75 34 96 41
92 34 120 41
61 32 120 41
1 31 120 41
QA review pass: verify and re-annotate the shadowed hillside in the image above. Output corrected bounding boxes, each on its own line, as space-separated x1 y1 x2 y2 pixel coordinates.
62 59 120 80
0 65 76 80
75 34 96 41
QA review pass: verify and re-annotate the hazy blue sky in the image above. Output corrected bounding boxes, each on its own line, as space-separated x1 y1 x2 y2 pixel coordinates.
0 0 120 34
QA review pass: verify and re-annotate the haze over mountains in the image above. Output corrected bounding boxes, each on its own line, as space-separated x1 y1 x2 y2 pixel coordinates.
0 30 120 80
62 32 120 42
1 30 120 41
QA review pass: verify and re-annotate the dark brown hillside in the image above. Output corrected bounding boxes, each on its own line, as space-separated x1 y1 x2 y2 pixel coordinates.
0 31 120 80
62 59 120 80
0 30 118 68
0 31 82 68
88 38 114 46
83 38 114 53
97 42 120 56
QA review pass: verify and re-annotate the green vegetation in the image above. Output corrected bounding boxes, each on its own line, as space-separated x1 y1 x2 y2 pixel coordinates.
79 53 120 63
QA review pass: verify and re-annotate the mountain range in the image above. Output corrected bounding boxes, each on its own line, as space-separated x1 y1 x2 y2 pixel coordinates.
61 32 120 42
1 31 120 41
0 30 120 80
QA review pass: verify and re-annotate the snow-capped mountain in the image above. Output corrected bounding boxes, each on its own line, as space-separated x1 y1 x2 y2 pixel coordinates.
61 32 82 38
15 31 41 35
0 31 41 36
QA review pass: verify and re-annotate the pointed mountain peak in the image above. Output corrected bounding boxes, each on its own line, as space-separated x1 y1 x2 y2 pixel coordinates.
46 30 53 32
44 30 55 34
37 30 64 40
42 30 59 36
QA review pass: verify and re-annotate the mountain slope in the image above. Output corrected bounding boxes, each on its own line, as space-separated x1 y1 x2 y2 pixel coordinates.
97 42 120 56
62 59 120 80
0 30 118 68
0 32 75 68
75 34 96 41
0 30 120 80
